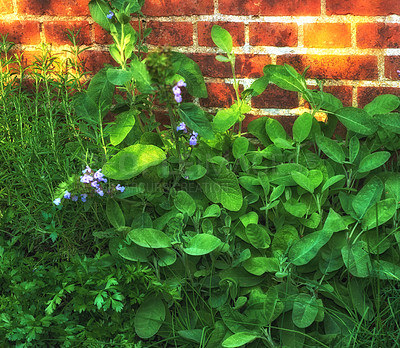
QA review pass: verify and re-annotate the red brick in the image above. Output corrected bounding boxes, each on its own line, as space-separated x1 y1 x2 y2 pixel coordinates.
358 87 400 108
219 0 321 15
0 21 40 45
236 55 271 78
200 83 237 108
304 23 351 48
142 0 214 16
3 50 39 73
357 23 400 49
146 22 193 46
327 0 400 15
277 55 378 80
94 24 113 45
250 23 298 47
0 0 14 14
190 53 271 79
252 84 299 109
79 50 116 73
18 0 90 16
44 21 91 46
198 22 245 47
385 56 400 80
322 86 353 107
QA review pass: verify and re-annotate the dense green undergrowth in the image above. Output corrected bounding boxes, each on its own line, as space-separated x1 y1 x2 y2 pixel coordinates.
2 0 400 347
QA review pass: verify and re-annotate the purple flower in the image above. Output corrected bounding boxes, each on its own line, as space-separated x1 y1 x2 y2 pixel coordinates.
96 189 104 197
192 131 198 138
106 11 114 19
177 80 187 87
93 169 103 180
397 70 400 78
81 194 88 203
172 86 181 96
53 198 61 206
91 181 100 189
80 174 93 183
176 122 187 133
116 184 125 192
189 135 197 146
72 195 79 202
82 165 92 174
64 191 71 199
174 95 182 103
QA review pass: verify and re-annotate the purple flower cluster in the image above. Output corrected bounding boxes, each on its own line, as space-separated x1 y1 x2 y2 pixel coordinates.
176 122 199 146
172 80 187 103
106 11 114 19
53 166 125 206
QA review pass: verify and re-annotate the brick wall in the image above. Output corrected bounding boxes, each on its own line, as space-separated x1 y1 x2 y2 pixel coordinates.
2 0 400 121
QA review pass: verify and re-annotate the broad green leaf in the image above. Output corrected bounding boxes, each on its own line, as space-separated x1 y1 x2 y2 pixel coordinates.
178 103 214 140
87 68 114 113
216 55 231 62
300 212 321 229
281 311 305 348
349 136 360 163
182 164 207 180
233 137 249 159
247 117 271 146
352 176 383 219
183 234 223 255
335 107 377 135
265 117 289 143
283 198 307 218
264 286 284 323
362 198 397 230
106 68 133 85
385 173 400 201
213 108 240 133
293 112 313 143
89 0 111 31
174 190 196 217
289 229 333 266
239 212 258 227
203 204 221 218
171 52 207 98
316 134 345 164
323 208 348 233
128 228 171 248
243 257 279 275
311 90 343 112
247 75 269 96
357 151 391 173
270 163 308 186
272 225 300 257
73 92 98 122
198 164 243 211
106 199 125 228
178 329 204 343
130 60 154 93
110 110 137 146
102 144 166 180
222 332 258 347
118 244 150 262
157 248 177 267
292 293 319 328
321 175 345 193
245 224 271 249
264 64 306 93
341 242 372 277
364 94 400 115
361 229 391 255
376 112 400 134
373 260 400 280
134 296 165 339
269 185 285 202
211 25 233 54
320 245 344 274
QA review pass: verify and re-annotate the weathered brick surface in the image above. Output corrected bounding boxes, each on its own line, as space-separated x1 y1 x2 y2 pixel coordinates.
94 24 113 45
18 0 90 16
0 21 40 45
146 22 193 46
198 22 245 47
191 53 271 79
249 23 298 47
252 84 299 109
142 0 214 16
0 0 14 14
277 55 378 80
44 21 91 45
304 23 351 48
200 83 237 108
358 87 400 108
326 0 400 15
357 23 400 49
385 56 400 81
219 0 321 16
79 50 116 73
